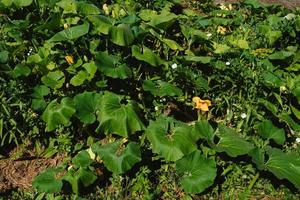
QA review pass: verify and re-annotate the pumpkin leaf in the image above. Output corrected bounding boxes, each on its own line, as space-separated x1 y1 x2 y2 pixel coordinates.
132 45 166 67
255 120 285 145
92 140 141 174
74 92 101 124
48 23 89 42
109 24 134 46
41 97 76 132
142 80 183 97
214 125 255 157
146 116 197 161
97 92 145 137
176 150 217 193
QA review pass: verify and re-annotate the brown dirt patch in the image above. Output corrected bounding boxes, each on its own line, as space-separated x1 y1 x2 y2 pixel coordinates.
215 0 300 9
0 155 64 192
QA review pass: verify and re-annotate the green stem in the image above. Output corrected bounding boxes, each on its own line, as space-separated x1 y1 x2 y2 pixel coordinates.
248 172 259 190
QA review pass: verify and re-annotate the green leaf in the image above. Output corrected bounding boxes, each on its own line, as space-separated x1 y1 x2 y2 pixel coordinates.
176 150 217 193
31 85 50 110
72 150 94 168
266 31 282 46
62 168 97 194
213 43 231 54
139 9 157 21
148 11 177 30
266 148 300 189
162 38 183 51
258 99 278 116
83 61 97 81
182 56 211 64
77 2 100 16
41 71 65 89
268 51 293 60
0 51 9 63
97 92 145 137
255 120 285 145
70 70 88 86
262 71 282 87
33 168 63 193
48 23 89 42
214 125 254 157
87 15 112 35
249 148 266 170
92 140 141 174
291 105 300 120
146 117 197 161
109 24 134 46
56 0 77 14
74 92 101 124
278 112 300 132
31 85 50 98
192 120 214 141
41 97 76 132
10 64 31 78
132 45 166 67
142 80 183 97
95 52 132 79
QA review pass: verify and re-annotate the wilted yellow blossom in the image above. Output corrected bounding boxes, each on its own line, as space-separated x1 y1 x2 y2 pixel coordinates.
217 26 227 35
65 55 74 65
192 97 212 112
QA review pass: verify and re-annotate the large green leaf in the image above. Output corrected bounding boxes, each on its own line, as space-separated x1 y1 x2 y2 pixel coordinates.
148 11 178 30
48 23 89 42
87 15 112 35
10 64 31 78
182 56 212 64
74 92 101 124
41 97 76 132
62 167 97 194
2 0 32 7
95 52 132 79
97 92 145 137
109 24 134 46
33 168 63 193
132 45 166 67
31 85 50 110
92 140 141 174
255 120 285 145
142 80 183 97
41 71 65 89
70 70 88 86
146 117 197 161
176 150 217 193
214 125 254 157
77 2 100 16
192 120 214 141
266 148 300 189
72 150 94 169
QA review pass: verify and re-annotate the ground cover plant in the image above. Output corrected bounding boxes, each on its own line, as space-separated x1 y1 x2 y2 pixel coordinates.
0 0 300 199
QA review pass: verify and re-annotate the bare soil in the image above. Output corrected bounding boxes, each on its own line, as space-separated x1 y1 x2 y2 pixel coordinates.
0 155 64 192
215 0 300 9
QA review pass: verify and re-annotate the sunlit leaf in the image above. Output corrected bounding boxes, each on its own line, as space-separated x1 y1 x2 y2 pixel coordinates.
146 117 197 161
92 140 141 174
41 97 76 132
176 150 217 193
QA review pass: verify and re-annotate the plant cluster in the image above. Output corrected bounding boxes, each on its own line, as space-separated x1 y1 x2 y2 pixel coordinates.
1 0 300 199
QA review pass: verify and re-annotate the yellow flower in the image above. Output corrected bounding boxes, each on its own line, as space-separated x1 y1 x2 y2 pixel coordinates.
217 26 227 35
65 55 74 65
192 97 212 112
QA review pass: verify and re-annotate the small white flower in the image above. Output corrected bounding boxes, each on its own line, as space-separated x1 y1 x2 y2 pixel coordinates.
207 33 212 38
241 113 247 119
242 175 247 179
225 62 230 66
155 106 159 111
171 63 178 69
296 138 300 143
